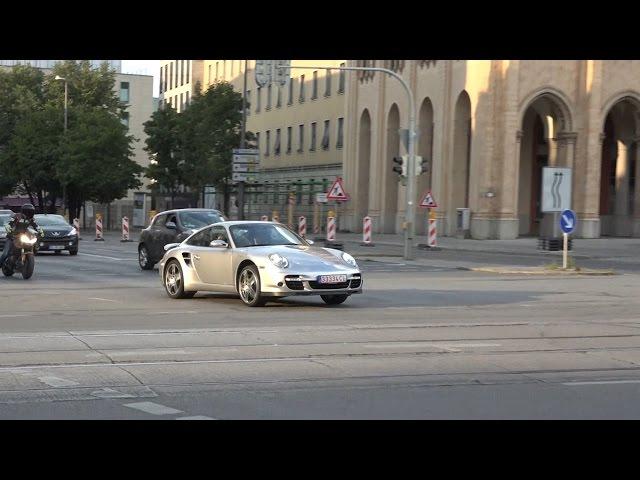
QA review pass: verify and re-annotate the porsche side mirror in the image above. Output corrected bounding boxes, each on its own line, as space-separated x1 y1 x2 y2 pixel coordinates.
166 221 177 230
209 240 228 248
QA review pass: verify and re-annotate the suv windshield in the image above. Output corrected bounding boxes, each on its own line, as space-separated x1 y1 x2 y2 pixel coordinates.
0 215 10 226
178 211 224 230
230 223 305 248
34 215 70 226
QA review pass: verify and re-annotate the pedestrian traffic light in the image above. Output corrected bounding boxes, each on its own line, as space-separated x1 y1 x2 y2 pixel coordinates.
393 156 408 177
416 156 428 175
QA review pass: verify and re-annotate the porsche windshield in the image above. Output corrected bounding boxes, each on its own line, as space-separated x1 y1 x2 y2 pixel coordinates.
178 211 223 229
230 223 304 247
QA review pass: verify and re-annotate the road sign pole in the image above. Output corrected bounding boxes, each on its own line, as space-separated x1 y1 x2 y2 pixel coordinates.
563 232 568 270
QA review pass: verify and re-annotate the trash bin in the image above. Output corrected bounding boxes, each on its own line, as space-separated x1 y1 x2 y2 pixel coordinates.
456 208 470 238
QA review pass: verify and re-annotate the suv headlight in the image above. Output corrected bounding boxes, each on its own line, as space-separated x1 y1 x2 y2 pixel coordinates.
268 253 289 269
342 252 357 267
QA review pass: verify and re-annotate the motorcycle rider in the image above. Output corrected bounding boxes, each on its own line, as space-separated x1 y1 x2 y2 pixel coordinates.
0 204 44 268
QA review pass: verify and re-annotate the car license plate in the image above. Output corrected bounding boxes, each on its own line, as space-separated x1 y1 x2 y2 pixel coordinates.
318 274 347 284
50 245 64 250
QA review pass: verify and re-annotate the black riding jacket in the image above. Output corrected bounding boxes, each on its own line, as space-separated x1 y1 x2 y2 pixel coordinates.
4 213 43 238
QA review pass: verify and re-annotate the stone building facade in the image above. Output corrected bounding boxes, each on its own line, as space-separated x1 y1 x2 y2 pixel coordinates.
342 60 640 239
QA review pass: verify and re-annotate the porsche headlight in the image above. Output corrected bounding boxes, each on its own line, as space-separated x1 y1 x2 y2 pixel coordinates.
20 234 37 245
268 253 289 269
342 252 357 267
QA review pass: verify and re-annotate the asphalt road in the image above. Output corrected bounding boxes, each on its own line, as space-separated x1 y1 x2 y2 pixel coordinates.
1 238 640 419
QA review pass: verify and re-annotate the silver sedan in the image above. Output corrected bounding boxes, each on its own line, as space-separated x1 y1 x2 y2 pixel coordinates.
158 221 362 307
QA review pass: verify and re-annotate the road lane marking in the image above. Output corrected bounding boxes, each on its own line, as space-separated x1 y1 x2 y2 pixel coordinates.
562 380 640 386
88 297 121 303
90 388 137 399
78 253 126 261
37 376 80 388
176 416 216 420
123 402 183 415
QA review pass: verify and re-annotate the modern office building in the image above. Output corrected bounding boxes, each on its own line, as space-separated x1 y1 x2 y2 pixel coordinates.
159 60 204 113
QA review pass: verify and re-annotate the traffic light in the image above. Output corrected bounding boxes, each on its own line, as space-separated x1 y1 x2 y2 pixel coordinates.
393 156 408 177
416 156 428 175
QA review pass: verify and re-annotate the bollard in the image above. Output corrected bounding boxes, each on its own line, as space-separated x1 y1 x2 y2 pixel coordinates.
121 216 131 242
73 218 82 240
94 214 105 241
326 216 336 242
428 213 437 247
361 216 374 247
298 216 306 238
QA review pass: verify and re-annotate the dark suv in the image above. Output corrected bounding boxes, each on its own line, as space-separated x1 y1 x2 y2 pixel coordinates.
138 208 225 270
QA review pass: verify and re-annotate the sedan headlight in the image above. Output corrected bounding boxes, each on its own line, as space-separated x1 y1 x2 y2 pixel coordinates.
268 253 289 269
20 234 37 245
342 252 357 267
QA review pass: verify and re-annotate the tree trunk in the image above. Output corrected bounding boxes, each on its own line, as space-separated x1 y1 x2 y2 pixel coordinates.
37 191 44 213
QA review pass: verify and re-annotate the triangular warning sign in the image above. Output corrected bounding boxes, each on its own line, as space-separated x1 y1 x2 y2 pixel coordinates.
419 191 438 208
327 177 350 201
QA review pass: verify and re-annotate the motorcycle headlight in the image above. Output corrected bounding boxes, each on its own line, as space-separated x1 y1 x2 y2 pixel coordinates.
268 253 289 269
342 252 357 267
69 227 78 236
20 234 37 245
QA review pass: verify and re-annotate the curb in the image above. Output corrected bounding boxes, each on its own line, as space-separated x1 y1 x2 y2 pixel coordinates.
469 267 616 276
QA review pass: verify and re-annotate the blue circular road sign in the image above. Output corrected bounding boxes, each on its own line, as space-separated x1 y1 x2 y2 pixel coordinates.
560 209 577 234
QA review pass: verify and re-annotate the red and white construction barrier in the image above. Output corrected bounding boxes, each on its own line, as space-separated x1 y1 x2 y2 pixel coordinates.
121 216 130 242
298 216 306 238
261 215 268 221
326 216 336 242
94 216 104 241
361 216 374 246
428 217 437 247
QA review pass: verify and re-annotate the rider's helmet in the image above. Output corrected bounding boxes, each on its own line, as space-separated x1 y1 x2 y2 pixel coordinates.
20 204 35 220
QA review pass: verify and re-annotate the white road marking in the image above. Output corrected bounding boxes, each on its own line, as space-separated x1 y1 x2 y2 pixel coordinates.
88 297 121 303
176 416 216 420
37 376 80 388
90 388 136 399
107 349 188 356
123 402 183 416
78 253 126 261
563 380 640 386
0 314 29 318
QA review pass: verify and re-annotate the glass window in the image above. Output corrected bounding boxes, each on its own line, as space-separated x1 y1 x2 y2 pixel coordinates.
265 130 270 156
181 60 185 86
256 87 261 112
229 223 304 248
169 62 173 90
322 120 330 150
339 62 346 93
186 227 213 247
215 61 219 80
336 117 344 149
178 210 224 230
210 226 229 244
299 75 305 103
120 82 130 103
288 78 294 105
325 69 331 97
276 87 282 108
310 122 317 151
286 126 292 154
312 71 318 100
255 132 260 151
267 84 272 110
186 60 190 84
298 124 304 152
121 112 130 128
275 129 281 155
246 90 251 116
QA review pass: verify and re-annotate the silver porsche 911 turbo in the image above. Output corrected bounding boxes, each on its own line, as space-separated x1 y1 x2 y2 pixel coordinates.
158 221 362 307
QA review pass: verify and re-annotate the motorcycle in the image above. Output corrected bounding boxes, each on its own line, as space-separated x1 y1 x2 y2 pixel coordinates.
1 227 38 280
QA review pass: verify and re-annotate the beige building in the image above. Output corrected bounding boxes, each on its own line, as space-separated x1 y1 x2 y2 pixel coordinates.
343 60 640 239
159 60 204 112
202 60 347 220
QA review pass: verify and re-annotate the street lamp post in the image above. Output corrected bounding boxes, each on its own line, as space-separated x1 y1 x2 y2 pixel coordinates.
238 60 248 220
55 75 68 217
276 64 417 260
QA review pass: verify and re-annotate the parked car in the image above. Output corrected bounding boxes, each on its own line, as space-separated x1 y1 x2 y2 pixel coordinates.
33 214 79 255
0 210 13 215
138 208 225 270
159 221 363 307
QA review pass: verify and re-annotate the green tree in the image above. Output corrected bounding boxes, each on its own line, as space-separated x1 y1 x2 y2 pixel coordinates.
143 105 185 209
179 81 247 213
57 107 143 220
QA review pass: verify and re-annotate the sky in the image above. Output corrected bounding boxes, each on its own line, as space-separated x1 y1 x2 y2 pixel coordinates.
121 60 160 97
